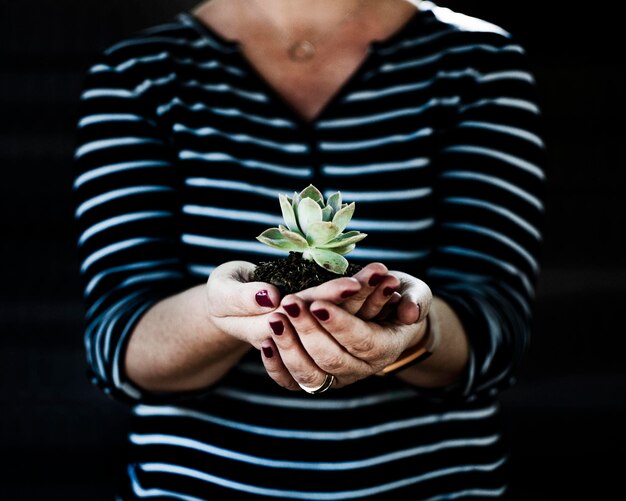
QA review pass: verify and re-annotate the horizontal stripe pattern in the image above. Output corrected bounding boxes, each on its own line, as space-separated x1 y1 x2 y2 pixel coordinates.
128 433 500 470
212 386 420 410
133 403 500 440
73 2 544 499
131 458 507 500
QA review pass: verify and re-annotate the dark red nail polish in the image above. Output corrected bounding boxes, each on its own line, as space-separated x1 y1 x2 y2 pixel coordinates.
383 286 396 297
312 309 330 321
368 274 384 286
341 289 358 298
270 321 284 335
262 346 273 358
284 303 300 318
255 290 274 308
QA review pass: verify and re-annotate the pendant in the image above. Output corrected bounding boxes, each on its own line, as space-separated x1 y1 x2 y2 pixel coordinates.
288 40 316 62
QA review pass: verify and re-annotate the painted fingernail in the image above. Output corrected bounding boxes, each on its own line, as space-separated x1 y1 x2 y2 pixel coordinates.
341 289 358 298
270 321 284 335
383 286 397 297
262 346 273 358
284 303 300 318
368 274 384 286
312 309 330 321
255 290 274 308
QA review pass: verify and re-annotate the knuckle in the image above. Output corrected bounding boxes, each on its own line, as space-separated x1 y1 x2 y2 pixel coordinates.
362 299 386 318
297 371 323 387
317 353 345 374
264 361 282 381
297 321 319 337
349 291 370 304
287 319 317 339
264 364 283 380
350 335 376 358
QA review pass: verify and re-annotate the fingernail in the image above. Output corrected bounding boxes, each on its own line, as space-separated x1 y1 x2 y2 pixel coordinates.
341 289 358 298
312 309 329 321
255 290 274 308
368 274 384 286
284 303 300 318
383 286 397 297
270 321 284 335
415 304 421 323
262 346 273 358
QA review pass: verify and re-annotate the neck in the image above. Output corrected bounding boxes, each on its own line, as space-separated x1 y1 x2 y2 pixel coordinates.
193 0 423 55
251 0 366 34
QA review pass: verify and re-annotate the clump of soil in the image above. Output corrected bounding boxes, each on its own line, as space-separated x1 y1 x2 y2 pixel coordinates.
253 252 362 296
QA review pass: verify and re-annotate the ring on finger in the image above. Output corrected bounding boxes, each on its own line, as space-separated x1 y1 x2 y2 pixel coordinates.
298 373 336 394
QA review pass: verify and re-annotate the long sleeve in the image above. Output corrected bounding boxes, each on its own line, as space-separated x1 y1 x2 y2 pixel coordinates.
424 33 546 402
72 50 193 403
66 12 535 497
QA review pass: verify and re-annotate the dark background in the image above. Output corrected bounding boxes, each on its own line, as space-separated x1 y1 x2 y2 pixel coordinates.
1 1 624 499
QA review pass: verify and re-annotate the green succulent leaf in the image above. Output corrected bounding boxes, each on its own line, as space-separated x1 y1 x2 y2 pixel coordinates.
321 205 334 221
278 226 309 248
306 221 342 246
327 192 342 214
291 191 301 209
330 243 356 255
279 194 300 233
299 184 324 205
332 202 355 232
257 228 304 251
318 230 367 250
304 248 349 275
297 197 323 234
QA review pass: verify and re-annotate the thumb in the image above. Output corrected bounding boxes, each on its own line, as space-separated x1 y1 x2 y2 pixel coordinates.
207 261 282 317
390 271 432 325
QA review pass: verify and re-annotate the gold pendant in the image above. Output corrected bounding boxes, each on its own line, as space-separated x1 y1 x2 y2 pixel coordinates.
288 40 316 62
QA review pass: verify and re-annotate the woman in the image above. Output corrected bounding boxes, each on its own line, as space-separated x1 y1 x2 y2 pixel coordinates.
72 0 545 498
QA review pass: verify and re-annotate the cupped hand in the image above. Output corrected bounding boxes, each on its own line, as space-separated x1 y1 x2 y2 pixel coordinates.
206 261 371 349
261 271 432 391
387 270 432 325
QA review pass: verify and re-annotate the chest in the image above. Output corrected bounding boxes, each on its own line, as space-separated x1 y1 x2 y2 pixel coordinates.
238 39 372 123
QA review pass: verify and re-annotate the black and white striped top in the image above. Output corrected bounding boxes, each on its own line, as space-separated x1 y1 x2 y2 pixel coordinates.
72 2 545 499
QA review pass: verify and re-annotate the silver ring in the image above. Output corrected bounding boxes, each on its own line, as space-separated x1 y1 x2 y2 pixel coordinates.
298 374 335 394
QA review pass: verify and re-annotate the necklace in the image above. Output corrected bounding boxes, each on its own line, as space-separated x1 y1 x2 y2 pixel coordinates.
249 0 368 62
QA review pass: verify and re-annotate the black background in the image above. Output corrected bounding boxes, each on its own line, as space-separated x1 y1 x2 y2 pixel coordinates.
1 1 624 499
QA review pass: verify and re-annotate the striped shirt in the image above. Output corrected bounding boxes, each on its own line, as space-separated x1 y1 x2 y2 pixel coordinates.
72 2 545 499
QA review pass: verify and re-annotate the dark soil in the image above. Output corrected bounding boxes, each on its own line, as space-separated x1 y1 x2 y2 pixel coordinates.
253 252 362 296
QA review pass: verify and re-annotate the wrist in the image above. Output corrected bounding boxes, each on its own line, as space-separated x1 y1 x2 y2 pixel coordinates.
378 313 440 376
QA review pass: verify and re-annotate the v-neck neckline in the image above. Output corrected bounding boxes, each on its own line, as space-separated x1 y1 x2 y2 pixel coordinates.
178 6 429 128
234 45 379 128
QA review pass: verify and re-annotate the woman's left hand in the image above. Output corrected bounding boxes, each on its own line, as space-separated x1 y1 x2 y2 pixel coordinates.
261 271 432 391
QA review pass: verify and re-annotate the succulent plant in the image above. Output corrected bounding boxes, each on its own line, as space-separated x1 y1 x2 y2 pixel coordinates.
256 185 367 275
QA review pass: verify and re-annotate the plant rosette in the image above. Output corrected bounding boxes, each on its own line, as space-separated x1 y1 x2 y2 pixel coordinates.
253 184 367 295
